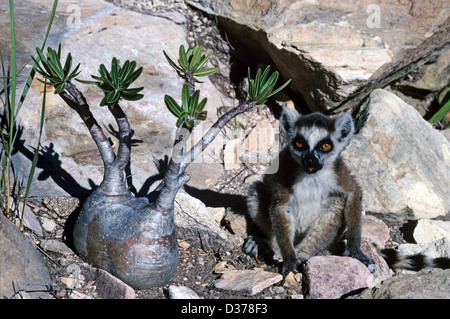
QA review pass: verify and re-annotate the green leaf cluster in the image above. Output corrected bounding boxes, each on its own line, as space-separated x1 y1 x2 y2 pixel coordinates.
247 65 291 105
164 45 219 80
164 83 207 128
32 44 81 94
79 57 144 106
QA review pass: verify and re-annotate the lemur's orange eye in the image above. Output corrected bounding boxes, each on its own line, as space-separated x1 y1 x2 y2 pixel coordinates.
322 143 332 151
295 141 303 148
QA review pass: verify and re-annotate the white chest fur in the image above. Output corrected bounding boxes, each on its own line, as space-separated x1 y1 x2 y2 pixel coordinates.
285 169 339 235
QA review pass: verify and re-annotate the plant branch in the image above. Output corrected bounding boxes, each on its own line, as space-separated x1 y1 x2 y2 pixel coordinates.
155 127 190 210
180 100 255 172
108 102 132 170
185 72 195 95
60 81 115 166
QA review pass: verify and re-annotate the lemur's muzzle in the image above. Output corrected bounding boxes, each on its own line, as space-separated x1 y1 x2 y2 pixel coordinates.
302 153 322 174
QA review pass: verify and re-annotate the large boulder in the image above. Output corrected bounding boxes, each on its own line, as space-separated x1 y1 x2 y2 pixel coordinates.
355 268 450 299
0 215 53 299
343 89 450 218
189 0 450 113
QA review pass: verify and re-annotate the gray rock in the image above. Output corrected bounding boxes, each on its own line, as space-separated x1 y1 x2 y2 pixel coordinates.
0 215 53 299
21 205 44 237
413 219 450 244
40 239 74 255
355 269 450 299
190 0 450 113
360 238 391 283
169 285 203 299
212 270 283 295
343 89 450 218
174 191 240 252
361 215 390 249
79 263 136 299
303 256 377 299
397 238 450 259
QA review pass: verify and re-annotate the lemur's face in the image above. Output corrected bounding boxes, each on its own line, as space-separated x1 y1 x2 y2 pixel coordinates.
291 125 334 174
280 110 355 175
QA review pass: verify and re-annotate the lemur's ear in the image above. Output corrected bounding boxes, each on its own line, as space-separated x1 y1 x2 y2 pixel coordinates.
279 106 300 135
334 113 354 143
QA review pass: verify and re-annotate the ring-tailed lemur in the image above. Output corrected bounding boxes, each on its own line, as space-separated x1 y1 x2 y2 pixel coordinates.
245 107 449 275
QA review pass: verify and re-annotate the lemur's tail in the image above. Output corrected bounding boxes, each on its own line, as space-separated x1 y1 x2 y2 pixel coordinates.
380 248 450 271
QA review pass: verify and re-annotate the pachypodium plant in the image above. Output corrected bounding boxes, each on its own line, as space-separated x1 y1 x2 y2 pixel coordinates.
32 44 81 94
247 65 291 105
163 45 219 93
33 43 290 289
79 57 144 106
164 83 207 129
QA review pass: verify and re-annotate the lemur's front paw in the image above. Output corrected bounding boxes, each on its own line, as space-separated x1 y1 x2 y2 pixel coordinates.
344 248 375 267
280 258 300 276
244 235 259 257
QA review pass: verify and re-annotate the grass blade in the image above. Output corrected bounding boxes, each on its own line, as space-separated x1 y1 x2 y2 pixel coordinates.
20 79 47 230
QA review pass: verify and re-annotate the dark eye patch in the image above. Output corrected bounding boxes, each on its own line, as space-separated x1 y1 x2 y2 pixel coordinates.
293 135 308 150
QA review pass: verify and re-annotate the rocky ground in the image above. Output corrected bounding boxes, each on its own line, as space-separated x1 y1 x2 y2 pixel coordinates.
2 0 450 300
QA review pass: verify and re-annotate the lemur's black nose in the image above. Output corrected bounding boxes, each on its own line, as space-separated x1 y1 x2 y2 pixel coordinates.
302 153 322 174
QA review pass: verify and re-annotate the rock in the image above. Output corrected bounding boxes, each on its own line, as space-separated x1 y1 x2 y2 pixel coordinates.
390 48 450 117
282 272 302 289
190 0 450 113
355 269 450 299
413 219 450 244
442 128 450 143
0 215 53 299
169 285 203 299
212 270 283 295
303 256 377 299
69 290 95 299
223 139 242 170
361 215 390 249
174 191 239 252
79 264 136 299
40 217 57 233
360 238 391 282
240 118 280 167
397 238 450 259
60 277 77 289
40 239 74 255
21 204 44 237
207 206 226 224
10 1 231 198
213 261 236 274
343 89 450 218
222 210 248 239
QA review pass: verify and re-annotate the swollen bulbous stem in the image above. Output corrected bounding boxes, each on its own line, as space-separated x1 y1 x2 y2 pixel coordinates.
99 163 130 196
